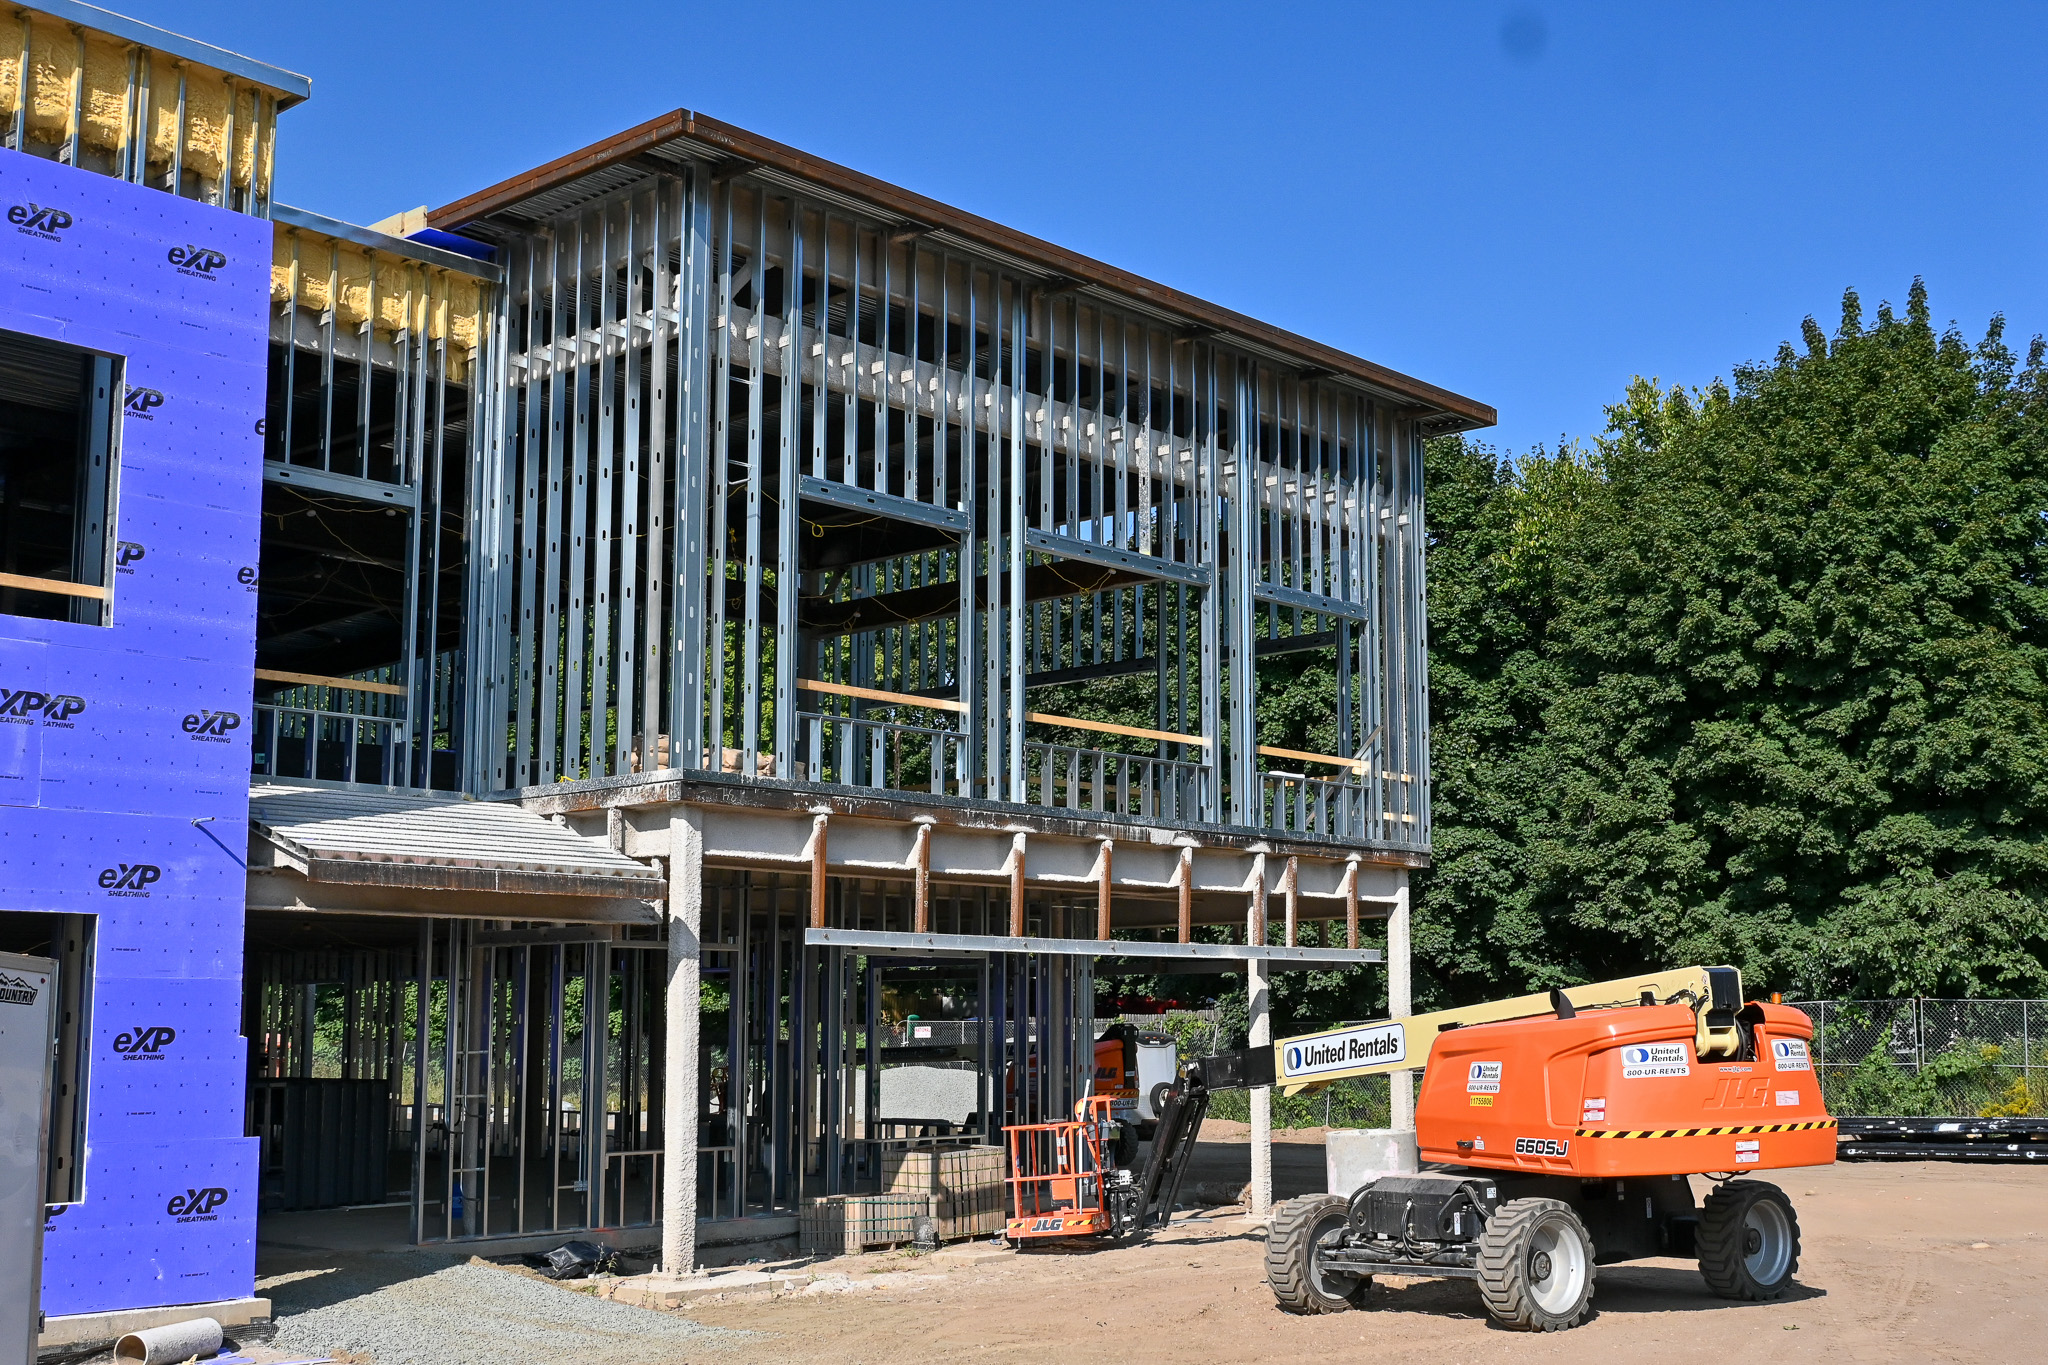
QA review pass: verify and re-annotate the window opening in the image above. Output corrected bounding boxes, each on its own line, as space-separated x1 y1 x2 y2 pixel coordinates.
0 328 120 626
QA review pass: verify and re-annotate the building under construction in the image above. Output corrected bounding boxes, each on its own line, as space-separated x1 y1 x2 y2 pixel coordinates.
0 0 1492 1342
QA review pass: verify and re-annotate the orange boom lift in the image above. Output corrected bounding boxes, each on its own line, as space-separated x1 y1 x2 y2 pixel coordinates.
1005 965 1835 1332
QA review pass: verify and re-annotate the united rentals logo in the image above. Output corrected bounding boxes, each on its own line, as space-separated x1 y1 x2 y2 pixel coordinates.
1770 1038 1812 1073
1280 1021 1406 1079
1620 1042 1692 1079
0 687 87 727
99 863 162 896
167 244 227 278
182 709 241 741
8 202 73 239
114 1025 176 1058
116 541 146 574
125 386 164 420
0 972 40 1006
167 1187 228 1222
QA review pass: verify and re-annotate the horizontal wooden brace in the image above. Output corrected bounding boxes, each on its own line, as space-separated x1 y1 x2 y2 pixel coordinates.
0 572 106 600
256 668 407 697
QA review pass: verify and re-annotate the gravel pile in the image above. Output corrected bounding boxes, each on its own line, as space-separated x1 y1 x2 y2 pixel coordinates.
268 1255 746 1365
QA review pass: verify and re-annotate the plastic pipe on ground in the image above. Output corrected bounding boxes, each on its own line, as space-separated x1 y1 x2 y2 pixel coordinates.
115 1317 222 1364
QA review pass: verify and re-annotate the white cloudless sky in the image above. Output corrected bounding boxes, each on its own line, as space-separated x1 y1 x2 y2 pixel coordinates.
134 0 2048 455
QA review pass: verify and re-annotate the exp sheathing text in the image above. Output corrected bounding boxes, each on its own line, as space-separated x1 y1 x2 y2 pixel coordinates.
0 147 269 1317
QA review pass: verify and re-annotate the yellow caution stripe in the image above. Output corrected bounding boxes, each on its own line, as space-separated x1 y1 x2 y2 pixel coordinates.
1574 1119 1837 1139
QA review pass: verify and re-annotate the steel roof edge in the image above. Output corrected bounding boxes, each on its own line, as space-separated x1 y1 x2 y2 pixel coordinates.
424 108 1496 431
272 204 503 280
23 1 313 106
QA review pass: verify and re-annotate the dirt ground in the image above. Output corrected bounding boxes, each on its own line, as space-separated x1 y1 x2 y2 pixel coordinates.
688 1141 2048 1364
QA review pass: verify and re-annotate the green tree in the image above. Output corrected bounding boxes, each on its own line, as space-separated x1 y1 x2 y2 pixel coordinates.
1417 281 2048 1002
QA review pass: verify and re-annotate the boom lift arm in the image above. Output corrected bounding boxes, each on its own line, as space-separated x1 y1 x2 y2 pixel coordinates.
1271 965 1746 1095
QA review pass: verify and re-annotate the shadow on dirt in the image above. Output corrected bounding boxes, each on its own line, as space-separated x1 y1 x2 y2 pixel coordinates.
1350 1261 1826 1328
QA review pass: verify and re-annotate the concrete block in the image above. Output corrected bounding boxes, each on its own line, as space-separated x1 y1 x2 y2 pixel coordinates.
609 1270 776 1307
698 1213 799 1247
1326 1128 1418 1197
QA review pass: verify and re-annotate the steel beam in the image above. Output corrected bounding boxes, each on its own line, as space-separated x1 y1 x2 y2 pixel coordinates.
803 926 1379 967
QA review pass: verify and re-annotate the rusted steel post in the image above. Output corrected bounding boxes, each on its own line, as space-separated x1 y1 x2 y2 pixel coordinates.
1176 845 1193 943
1344 855 1361 951
808 811 829 930
1096 838 1114 940
912 819 933 933
1008 831 1027 937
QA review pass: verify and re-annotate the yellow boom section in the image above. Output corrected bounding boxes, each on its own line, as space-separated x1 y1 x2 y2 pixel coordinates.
1273 965 1744 1096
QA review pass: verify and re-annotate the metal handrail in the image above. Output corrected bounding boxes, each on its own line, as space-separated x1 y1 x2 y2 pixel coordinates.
801 710 968 796
253 703 408 786
1022 740 1208 822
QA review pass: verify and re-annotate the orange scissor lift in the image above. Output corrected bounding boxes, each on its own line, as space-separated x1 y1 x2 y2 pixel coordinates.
1005 1094 1119 1242
1005 1053 1269 1247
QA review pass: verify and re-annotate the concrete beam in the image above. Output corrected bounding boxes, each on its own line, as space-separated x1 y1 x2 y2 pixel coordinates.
614 802 1408 915
514 770 1431 870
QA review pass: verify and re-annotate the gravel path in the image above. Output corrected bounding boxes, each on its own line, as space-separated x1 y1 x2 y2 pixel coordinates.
266 1255 746 1365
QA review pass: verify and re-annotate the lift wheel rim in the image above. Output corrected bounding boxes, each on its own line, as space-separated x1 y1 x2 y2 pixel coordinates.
1743 1195 1795 1286
1525 1217 1589 1316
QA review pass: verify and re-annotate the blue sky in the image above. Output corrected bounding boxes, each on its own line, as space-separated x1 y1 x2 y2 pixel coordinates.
136 1 2048 455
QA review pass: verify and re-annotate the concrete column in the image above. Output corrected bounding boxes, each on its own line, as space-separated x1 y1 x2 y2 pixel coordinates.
1248 953 1273 1218
661 807 705 1276
1388 873 1414 1132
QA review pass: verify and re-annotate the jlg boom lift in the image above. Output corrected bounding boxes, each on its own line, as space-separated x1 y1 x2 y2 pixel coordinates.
1004 965 1834 1332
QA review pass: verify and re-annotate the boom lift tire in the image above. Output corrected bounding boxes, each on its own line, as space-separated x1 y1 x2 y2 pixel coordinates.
1265 1194 1371 1314
1698 1180 1801 1300
1475 1198 1596 1332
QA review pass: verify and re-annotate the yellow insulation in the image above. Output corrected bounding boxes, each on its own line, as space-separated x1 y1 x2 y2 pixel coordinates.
78 32 127 151
0 10 278 191
271 228 486 380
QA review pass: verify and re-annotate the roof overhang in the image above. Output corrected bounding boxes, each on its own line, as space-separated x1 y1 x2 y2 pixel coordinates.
423 108 1495 434
248 784 666 919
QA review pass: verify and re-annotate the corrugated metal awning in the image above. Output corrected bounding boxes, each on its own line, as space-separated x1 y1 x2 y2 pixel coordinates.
249 784 666 899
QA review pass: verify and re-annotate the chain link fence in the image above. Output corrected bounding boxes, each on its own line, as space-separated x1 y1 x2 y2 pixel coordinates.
1789 999 2048 1118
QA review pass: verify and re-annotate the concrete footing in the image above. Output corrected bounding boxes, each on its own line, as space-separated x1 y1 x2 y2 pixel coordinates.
39 1298 272 1349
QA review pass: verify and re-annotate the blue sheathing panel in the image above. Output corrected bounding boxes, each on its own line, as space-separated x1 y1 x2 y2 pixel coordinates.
0 149 268 1317
40 1138 258 1315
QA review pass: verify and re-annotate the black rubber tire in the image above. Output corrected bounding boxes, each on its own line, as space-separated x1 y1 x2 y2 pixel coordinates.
1265 1194 1370 1314
1699 1180 1801 1300
1148 1081 1176 1119
1475 1197 1597 1331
